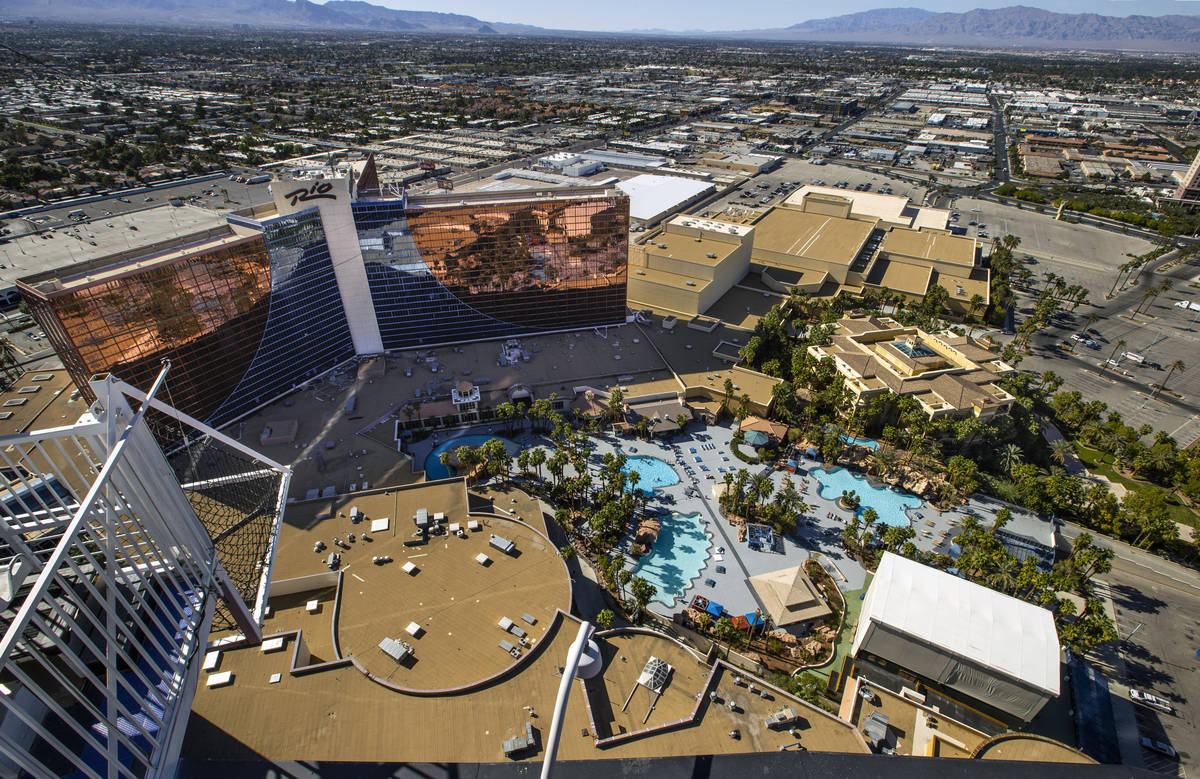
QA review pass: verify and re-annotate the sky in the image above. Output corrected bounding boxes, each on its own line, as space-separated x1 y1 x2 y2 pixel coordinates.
360 0 1200 31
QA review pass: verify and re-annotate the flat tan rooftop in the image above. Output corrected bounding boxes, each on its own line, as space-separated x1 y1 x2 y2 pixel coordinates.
185 619 868 763
644 232 736 267
785 185 909 224
266 480 572 693
630 265 713 291
868 258 934 297
0 369 86 437
752 208 873 266
880 228 976 268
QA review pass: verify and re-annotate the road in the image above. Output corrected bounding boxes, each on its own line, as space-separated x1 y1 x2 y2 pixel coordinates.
1013 251 1200 444
1061 524 1198 776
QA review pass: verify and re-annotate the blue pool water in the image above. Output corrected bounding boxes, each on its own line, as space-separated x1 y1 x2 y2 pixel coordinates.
622 455 680 495
424 435 520 480
812 467 921 527
892 340 936 358
839 434 879 451
632 511 710 606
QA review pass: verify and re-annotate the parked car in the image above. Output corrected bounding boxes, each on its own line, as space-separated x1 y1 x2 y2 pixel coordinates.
1139 736 1177 759
1084 340 1100 349
1129 689 1174 714
1070 333 1084 342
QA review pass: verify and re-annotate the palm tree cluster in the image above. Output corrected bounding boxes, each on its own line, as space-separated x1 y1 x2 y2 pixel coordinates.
718 468 808 535
952 519 1116 653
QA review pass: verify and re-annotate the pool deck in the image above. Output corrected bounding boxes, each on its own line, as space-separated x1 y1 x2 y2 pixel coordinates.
401 420 1051 637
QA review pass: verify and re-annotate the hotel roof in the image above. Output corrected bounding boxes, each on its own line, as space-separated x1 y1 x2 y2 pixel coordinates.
879 228 977 268
642 231 737 267
2 204 229 289
752 208 873 266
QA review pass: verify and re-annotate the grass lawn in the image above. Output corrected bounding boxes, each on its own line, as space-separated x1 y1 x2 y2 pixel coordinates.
810 572 872 681
1074 443 1198 530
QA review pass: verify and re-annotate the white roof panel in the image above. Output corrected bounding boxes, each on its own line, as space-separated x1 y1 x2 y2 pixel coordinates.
855 553 1059 696
616 174 714 222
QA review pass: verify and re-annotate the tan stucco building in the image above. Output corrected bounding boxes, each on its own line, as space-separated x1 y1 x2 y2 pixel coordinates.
809 316 1015 420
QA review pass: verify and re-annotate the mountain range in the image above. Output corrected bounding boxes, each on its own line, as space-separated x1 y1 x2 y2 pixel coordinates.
3 1 1199 51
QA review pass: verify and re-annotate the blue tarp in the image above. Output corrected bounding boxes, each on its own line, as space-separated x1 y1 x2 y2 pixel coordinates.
805 447 818 459
743 612 764 627
705 601 724 618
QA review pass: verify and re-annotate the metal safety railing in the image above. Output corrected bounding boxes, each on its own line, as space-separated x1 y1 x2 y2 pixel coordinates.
0 363 289 779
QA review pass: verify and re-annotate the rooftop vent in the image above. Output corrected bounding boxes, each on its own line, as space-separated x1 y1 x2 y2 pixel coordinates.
685 281 697 287
635 270 646 275
706 252 717 259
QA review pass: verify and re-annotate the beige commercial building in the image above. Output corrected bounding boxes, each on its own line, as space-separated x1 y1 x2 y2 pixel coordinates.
749 190 987 313
627 215 754 316
809 316 1015 420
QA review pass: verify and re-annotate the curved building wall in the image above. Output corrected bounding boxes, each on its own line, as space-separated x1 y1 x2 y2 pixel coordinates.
21 188 628 430
207 208 355 424
23 235 274 423
358 194 628 350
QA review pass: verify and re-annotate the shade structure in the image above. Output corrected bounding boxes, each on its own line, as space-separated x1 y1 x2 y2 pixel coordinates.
747 565 832 628
705 600 724 618
745 430 770 447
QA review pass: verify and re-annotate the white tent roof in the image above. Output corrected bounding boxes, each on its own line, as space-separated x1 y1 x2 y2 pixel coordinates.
853 553 1059 696
616 174 713 221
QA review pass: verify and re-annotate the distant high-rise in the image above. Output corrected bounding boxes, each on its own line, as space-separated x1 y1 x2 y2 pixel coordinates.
1176 152 1200 204
18 177 628 427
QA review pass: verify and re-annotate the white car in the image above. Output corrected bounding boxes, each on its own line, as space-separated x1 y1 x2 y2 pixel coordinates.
1070 333 1084 342
1129 689 1174 714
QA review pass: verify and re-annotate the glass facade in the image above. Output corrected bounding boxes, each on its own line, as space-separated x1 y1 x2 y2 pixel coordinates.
207 209 354 423
23 235 274 423
21 188 627 429
357 193 628 350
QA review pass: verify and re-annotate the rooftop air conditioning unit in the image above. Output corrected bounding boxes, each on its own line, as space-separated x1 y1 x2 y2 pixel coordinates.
706 252 717 259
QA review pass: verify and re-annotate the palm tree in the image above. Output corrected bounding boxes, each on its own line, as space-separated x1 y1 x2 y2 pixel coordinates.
1159 360 1185 397
990 555 1021 595
1133 288 1157 317
751 471 774 509
870 444 897 479
1049 439 1073 467
999 443 1023 476
1098 339 1126 377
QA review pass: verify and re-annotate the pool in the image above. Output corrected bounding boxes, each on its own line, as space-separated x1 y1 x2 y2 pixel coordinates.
892 340 936 358
812 467 920 527
839 434 879 451
424 435 520 480
622 455 680 495
632 511 710 606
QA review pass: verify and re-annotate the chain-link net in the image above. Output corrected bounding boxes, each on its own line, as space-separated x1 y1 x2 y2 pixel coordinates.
147 412 284 634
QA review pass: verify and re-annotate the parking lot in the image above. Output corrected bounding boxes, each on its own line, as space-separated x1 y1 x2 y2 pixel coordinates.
952 195 1155 290
1017 261 1200 447
698 159 929 222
